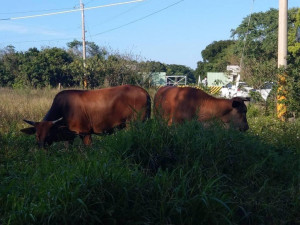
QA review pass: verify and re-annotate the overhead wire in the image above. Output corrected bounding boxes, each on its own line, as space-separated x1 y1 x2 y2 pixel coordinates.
0 0 145 21
90 0 149 28
92 0 184 36
0 0 183 47
0 7 78 15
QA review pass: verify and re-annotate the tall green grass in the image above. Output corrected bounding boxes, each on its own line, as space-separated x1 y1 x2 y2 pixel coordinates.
0 88 299 224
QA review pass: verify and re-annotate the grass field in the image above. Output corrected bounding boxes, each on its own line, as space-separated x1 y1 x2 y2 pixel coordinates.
0 87 299 225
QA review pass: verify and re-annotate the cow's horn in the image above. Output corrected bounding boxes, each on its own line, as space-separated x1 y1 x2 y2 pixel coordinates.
23 119 36 126
52 117 63 124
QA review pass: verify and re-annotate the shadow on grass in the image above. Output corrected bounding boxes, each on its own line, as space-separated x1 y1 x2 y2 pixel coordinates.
0 119 299 225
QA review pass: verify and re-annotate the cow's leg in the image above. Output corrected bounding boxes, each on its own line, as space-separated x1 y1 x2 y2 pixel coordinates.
81 135 92 146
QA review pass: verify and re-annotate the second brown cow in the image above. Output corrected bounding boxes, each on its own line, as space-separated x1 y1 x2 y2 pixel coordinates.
154 86 249 131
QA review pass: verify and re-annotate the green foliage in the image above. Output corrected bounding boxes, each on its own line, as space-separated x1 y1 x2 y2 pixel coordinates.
242 57 277 89
231 8 280 60
138 60 167 73
286 9 300 114
201 40 236 63
195 7 300 117
0 42 197 89
18 47 76 88
288 8 300 59
195 40 237 80
232 8 299 89
67 40 108 59
0 45 23 87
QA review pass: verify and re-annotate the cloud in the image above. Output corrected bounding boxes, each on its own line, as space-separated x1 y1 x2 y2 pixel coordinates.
0 23 28 34
0 23 66 37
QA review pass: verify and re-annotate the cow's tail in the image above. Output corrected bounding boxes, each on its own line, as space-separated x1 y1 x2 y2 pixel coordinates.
145 93 151 120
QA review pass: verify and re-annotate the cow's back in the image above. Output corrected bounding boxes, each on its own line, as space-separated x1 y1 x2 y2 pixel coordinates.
83 85 150 133
43 89 85 121
154 86 219 124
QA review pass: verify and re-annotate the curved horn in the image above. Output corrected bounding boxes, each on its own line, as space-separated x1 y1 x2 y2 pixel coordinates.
52 117 63 124
23 119 36 126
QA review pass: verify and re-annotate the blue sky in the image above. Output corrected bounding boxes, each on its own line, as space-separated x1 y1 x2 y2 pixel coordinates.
0 0 299 69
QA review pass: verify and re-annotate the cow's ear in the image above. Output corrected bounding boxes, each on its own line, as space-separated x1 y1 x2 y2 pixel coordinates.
20 127 36 135
232 100 241 108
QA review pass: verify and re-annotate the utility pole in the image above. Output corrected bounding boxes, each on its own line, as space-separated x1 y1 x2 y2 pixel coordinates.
80 0 87 88
277 0 288 121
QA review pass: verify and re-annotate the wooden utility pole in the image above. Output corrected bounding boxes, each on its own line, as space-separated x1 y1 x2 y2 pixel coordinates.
80 0 87 88
277 0 288 121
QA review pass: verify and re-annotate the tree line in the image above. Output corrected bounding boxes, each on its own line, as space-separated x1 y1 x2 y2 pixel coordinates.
0 41 195 89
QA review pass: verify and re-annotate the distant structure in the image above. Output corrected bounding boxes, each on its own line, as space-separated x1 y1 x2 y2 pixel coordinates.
149 72 167 86
148 72 187 86
166 75 187 86
207 65 240 87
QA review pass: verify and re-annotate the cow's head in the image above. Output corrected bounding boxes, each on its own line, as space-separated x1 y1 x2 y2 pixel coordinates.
223 97 249 131
20 118 71 148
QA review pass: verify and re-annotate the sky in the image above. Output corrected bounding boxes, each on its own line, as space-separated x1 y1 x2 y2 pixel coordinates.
0 0 299 69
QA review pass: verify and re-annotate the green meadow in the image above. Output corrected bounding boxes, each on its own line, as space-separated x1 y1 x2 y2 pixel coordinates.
0 88 299 225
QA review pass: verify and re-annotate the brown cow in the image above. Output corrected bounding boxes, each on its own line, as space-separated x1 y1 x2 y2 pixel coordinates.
154 86 249 131
21 85 151 147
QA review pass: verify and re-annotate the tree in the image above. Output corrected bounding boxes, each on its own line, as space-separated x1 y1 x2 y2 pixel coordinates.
16 47 75 88
231 7 300 115
201 40 236 63
67 40 108 59
0 45 22 87
85 55 106 88
232 9 280 60
195 40 237 82
231 8 299 86
138 61 167 73
17 47 43 88
287 8 300 114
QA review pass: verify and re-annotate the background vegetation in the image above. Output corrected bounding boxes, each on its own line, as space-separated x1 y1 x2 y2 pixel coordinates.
196 8 300 115
0 43 196 89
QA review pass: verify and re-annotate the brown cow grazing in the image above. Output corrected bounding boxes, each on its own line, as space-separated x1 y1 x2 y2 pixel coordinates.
21 85 151 147
154 86 249 131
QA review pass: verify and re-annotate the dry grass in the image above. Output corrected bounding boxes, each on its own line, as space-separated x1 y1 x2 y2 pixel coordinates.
0 88 60 132
0 86 158 133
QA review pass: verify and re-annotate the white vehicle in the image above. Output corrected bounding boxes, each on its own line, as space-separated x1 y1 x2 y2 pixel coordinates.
236 82 255 100
219 83 237 99
220 82 255 100
255 82 274 101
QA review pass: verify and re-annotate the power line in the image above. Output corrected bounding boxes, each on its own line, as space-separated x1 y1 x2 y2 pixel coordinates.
0 7 78 15
91 0 148 28
1 37 76 45
92 0 184 36
84 0 99 7
0 0 145 21
0 0 183 46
